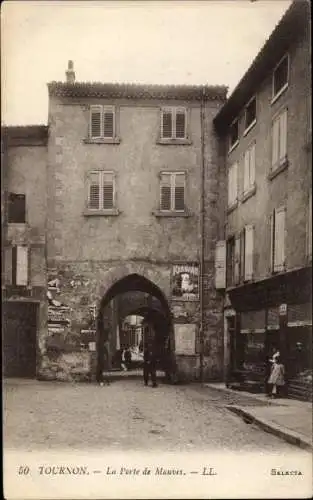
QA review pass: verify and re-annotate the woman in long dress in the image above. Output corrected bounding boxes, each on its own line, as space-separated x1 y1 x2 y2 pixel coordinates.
268 355 285 398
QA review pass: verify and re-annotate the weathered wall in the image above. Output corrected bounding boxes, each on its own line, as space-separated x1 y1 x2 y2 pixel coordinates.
226 27 311 279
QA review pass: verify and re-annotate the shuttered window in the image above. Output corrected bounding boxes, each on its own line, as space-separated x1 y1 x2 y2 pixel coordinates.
160 172 185 212
226 237 235 287
87 171 115 210
215 240 226 289
272 109 287 169
6 246 29 286
234 235 241 285
243 143 256 193
270 207 286 272
90 106 115 139
161 108 187 139
228 163 238 207
244 225 254 281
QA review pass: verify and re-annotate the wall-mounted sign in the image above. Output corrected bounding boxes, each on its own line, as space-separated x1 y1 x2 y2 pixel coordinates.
279 304 287 316
172 264 199 300
174 323 196 355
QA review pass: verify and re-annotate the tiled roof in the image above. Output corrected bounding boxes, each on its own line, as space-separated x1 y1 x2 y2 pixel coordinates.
47 81 228 101
214 0 310 132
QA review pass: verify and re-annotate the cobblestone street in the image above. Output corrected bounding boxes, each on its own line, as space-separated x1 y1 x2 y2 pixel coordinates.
3 378 308 453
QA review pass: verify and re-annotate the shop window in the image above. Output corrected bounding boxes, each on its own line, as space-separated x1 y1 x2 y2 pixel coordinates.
8 193 26 223
270 206 286 273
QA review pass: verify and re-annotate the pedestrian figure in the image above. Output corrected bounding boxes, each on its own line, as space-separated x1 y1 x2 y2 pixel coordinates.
143 345 157 388
124 347 132 370
120 348 127 371
268 355 285 398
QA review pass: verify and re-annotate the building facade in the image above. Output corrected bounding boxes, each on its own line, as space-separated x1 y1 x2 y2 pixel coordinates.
214 0 312 399
3 66 227 382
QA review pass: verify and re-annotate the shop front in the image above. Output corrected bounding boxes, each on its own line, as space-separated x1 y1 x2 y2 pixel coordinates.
225 267 312 400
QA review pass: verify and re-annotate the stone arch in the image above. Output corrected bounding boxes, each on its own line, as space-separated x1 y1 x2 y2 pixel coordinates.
95 264 174 382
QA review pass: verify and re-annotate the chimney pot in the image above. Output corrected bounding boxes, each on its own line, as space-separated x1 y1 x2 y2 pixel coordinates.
66 60 75 84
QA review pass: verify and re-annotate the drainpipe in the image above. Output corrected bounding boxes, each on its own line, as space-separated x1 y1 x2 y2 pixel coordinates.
199 89 206 385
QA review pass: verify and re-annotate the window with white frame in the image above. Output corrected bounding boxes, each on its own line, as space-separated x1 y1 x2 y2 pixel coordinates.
4 245 29 286
270 206 286 273
228 163 238 207
272 108 287 170
244 97 256 132
90 105 115 139
229 120 239 150
161 107 187 140
160 172 185 211
87 171 115 210
272 54 289 100
243 142 256 194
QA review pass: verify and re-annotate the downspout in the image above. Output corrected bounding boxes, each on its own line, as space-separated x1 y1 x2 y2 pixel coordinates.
199 90 206 385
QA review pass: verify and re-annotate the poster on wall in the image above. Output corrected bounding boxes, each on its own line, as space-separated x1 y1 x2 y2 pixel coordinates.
171 263 199 300
174 323 196 355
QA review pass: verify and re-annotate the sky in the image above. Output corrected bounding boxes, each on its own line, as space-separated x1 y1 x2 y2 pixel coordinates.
2 0 291 126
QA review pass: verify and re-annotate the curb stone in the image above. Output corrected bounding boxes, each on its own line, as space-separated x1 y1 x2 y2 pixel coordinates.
226 405 312 452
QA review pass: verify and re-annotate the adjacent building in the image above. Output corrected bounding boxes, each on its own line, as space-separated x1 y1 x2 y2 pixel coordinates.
214 0 312 399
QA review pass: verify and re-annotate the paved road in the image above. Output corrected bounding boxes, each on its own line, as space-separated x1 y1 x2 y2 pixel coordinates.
3 378 308 452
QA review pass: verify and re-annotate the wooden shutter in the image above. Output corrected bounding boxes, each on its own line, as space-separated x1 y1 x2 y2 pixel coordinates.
88 172 100 209
272 117 279 167
215 241 226 289
160 174 171 210
4 247 12 284
102 172 114 209
175 110 186 139
16 245 28 286
243 150 250 193
279 109 287 162
90 106 102 138
234 236 241 285
228 163 237 206
244 225 254 281
103 108 114 138
274 206 285 272
174 173 185 211
161 110 172 139
240 230 245 282
250 143 256 186
269 212 275 273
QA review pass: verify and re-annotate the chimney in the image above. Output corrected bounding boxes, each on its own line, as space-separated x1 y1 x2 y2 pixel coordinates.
66 60 75 84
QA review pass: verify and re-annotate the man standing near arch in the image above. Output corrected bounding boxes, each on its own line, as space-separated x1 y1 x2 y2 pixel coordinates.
143 343 158 388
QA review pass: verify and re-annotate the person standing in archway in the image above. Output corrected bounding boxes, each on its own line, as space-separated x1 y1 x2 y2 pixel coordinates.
143 344 158 388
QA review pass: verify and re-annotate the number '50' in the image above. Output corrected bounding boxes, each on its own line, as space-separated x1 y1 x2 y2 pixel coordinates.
18 466 30 475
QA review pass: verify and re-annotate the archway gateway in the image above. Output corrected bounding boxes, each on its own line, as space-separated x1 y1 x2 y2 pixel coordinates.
95 274 175 381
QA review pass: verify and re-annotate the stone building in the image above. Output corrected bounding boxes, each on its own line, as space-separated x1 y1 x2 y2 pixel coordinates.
3 64 227 381
2 126 48 377
214 0 312 399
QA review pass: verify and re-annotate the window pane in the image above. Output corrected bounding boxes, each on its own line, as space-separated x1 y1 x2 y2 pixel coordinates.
174 186 185 210
244 151 250 193
230 121 239 147
175 173 185 187
160 186 171 210
176 111 186 138
103 110 114 138
8 193 26 223
160 173 171 186
162 112 172 138
245 98 256 129
272 118 280 166
91 109 101 137
279 109 287 161
274 56 288 96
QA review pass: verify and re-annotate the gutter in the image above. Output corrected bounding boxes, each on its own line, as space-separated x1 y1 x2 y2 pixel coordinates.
199 91 206 384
